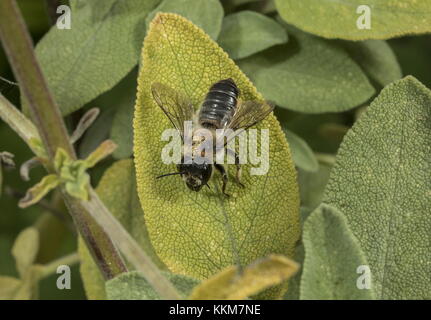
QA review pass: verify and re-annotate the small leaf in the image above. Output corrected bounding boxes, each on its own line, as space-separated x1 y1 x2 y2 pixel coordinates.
218 11 287 60
237 25 375 113
190 255 299 300
18 175 61 208
106 271 199 300
275 0 431 40
300 204 375 300
324 76 431 299
84 140 117 168
146 0 224 40
79 160 166 299
11 227 40 278
64 169 90 201
35 0 161 115
283 129 318 172
0 151 15 169
340 40 402 87
79 104 117 158
0 276 21 299
134 13 300 299
70 108 100 144
0 151 14 195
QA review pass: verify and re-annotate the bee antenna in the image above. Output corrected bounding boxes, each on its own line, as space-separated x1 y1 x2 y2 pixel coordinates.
156 172 185 179
205 183 211 189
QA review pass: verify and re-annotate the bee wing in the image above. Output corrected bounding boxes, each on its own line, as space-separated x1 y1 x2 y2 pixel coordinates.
151 82 195 140
222 100 274 144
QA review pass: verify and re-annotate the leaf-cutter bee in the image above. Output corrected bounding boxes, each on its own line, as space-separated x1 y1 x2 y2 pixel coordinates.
152 78 274 196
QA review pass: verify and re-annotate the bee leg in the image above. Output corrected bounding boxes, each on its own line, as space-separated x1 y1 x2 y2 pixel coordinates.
227 149 245 188
215 164 229 197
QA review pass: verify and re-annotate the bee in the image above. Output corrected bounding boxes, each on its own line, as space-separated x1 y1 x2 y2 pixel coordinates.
152 78 274 196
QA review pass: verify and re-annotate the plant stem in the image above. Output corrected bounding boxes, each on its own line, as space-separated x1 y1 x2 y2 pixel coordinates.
83 189 182 299
315 153 336 166
39 252 80 280
0 0 127 281
0 94 41 151
0 1 73 160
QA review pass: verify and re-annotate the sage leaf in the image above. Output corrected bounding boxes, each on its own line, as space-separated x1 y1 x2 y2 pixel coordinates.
324 76 431 299
237 25 374 113
218 11 287 60
11 227 39 278
340 40 402 87
0 276 22 299
298 163 332 211
146 0 224 40
284 129 318 173
35 0 160 115
300 204 375 300
275 0 431 40
106 271 199 300
190 255 299 300
134 13 300 298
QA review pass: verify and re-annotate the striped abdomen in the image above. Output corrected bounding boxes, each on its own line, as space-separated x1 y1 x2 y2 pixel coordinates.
199 78 239 129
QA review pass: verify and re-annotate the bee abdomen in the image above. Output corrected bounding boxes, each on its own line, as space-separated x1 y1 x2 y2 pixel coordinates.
199 78 239 129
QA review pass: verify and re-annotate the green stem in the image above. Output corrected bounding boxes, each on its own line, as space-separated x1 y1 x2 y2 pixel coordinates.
0 94 41 151
0 0 73 160
0 0 127 281
39 252 80 279
83 189 182 299
315 153 336 166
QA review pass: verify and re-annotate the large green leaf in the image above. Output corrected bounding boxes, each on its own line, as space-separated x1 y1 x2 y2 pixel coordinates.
218 11 287 60
106 271 199 300
340 40 402 87
146 0 224 40
79 159 165 299
275 0 431 40
134 13 300 298
35 0 160 115
300 204 375 300
237 25 375 113
324 76 431 299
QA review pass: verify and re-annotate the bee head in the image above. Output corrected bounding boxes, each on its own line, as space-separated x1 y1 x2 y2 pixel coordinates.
177 162 212 192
